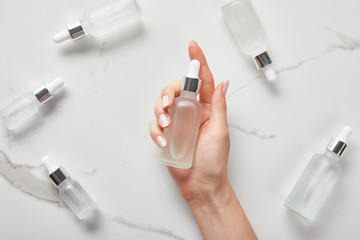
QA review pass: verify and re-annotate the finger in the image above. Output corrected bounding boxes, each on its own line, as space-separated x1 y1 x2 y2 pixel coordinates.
149 119 167 148
188 40 215 105
209 80 230 130
154 96 170 128
160 79 181 109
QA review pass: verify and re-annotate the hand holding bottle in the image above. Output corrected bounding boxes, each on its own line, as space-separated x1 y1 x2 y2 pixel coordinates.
149 41 257 240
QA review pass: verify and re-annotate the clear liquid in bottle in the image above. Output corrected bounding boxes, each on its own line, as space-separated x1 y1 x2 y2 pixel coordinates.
284 126 352 221
159 60 203 169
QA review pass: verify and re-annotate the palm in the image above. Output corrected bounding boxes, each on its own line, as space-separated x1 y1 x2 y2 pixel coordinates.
168 104 230 201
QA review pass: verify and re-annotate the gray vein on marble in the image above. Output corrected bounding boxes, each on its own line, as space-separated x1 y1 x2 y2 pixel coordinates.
277 27 360 74
226 77 259 98
89 34 113 76
112 216 186 240
74 168 99 176
229 124 276 140
228 27 360 97
0 150 65 207
99 41 109 73
325 26 360 51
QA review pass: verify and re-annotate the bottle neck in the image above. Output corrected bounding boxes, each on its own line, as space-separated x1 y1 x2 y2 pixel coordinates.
180 90 198 99
33 86 53 105
324 149 341 161
68 21 86 41
56 176 72 189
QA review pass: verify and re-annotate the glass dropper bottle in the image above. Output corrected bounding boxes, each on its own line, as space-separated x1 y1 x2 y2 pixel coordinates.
53 0 142 43
221 0 277 82
284 126 353 221
0 78 64 130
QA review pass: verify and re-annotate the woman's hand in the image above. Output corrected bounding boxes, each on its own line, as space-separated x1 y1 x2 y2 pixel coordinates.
149 40 230 202
149 40 257 240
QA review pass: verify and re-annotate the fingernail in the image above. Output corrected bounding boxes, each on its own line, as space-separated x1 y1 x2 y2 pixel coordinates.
222 80 230 97
189 40 197 45
161 95 170 108
158 114 169 128
157 136 167 148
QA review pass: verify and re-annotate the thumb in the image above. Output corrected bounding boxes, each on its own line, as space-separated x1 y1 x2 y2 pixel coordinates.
209 80 230 129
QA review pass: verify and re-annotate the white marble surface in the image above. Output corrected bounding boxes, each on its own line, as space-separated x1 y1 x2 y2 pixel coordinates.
1 0 360 239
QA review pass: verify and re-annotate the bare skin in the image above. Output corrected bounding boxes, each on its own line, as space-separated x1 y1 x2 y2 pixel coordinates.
149 40 257 240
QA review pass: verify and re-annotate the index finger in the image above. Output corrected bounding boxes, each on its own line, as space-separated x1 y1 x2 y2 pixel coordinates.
188 40 215 105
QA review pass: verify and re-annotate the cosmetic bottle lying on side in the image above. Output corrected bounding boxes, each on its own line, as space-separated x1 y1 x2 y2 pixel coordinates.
221 0 277 82
284 126 352 221
0 77 64 130
42 156 96 220
54 0 142 44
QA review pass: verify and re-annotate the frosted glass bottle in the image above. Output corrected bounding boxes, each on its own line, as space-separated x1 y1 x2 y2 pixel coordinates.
42 156 96 220
0 78 64 130
284 126 352 221
54 0 142 43
221 0 277 82
159 60 203 169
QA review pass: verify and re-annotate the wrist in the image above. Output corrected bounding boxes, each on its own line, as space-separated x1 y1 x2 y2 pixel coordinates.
187 179 234 212
186 180 258 240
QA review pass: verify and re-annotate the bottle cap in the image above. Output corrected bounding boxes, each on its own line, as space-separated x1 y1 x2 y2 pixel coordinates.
326 126 353 157
45 77 65 95
262 65 277 82
53 21 86 43
253 51 277 83
33 77 64 104
53 30 72 43
42 156 68 186
186 60 200 78
183 60 201 93
42 156 59 174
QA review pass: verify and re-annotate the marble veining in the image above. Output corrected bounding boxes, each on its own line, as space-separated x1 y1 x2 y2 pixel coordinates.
226 76 261 98
228 27 360 97
112 216 186 240
229 124 276 139
74 168 99 177
277 27 360 74
0 0 359 239
89 33 113 76
0 150 185 239
325 26 360 52
0 150 65 207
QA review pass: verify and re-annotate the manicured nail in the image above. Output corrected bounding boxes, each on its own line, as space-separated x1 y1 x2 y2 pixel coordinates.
158 114 169 128
222 80 230 97
161 95 170 108
157 136 167 148
189 40 197 45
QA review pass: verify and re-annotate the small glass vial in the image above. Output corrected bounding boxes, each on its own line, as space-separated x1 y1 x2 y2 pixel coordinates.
221 0 277 82
284 126 353 221
42 156 96 220
53 0 142 43
0 78 64 130
159 60 203 169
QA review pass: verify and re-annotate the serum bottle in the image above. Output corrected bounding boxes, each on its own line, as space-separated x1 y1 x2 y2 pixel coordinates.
221 0 277 82
284 126 353 221
0 77 64 130
42 156 96 220
53 0 142 43
159 60 203 169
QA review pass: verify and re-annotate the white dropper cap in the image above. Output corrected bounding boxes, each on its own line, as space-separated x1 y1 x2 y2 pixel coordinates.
186 60 200 78
327 125 353 157
45 77 65 95
336 126 353 143
53 29 72 43
262 65 277 83
41 156 59 175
